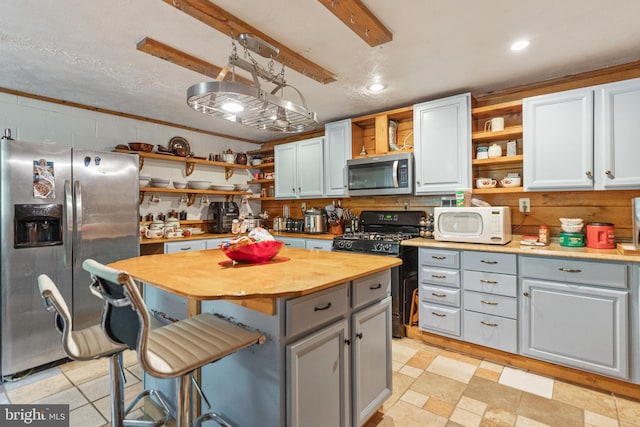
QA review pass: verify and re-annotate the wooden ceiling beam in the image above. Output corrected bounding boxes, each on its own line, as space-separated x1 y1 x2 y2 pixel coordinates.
136 37 254 86
317 0 392 47
162 0 337 84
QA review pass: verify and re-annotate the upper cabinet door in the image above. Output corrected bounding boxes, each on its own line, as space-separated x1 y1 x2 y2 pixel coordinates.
523 88 594 191
324 119 352 197
414 93 471 194
297 137 324 198
275 142 297 199
594 78 640 190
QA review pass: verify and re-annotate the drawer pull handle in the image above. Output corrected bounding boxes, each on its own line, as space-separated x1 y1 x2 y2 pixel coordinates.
481 260 498 264
314 302 332 312
480 279 497 284
481 321 498 327
369 283 382 290
356 332 363 339
180 247 192 251
431 292 447 298
431 256 446 260
432 274 446 279
431 312 446 317
481 300 498 305
558 267 582 273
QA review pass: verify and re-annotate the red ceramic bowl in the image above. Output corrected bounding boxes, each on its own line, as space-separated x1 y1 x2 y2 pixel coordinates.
221 240 284 263
128 142 154 152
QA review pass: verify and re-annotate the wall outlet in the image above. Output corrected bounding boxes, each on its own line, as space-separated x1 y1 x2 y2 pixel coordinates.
519 198 531 213
301 202 307 211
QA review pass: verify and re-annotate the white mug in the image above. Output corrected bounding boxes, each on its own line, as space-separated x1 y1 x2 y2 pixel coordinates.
484 117 505 132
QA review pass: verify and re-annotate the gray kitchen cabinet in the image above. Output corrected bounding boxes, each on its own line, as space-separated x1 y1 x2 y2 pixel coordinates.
413 93 471 194
463 251 518 353
204 237 228 250
594 78 640 189
418 248 462 337
163 239 206 254
278 237 306 249
352 296 392 427
304 238 333 251
275 137 324 199
523 77 640 191
324 119 352 197
287 319 350 427
520 255 629 380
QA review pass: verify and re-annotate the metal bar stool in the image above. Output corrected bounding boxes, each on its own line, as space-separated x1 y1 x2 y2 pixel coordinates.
37 274 170 427
82 259 265 427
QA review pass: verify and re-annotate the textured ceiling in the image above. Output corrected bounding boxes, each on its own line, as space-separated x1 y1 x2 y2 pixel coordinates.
2 0 639 142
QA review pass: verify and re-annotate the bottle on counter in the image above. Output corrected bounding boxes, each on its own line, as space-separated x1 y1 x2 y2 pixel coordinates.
538 225 550 245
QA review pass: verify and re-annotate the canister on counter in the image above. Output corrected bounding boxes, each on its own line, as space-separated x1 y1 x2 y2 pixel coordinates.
559 232 585 247
538 225 549 245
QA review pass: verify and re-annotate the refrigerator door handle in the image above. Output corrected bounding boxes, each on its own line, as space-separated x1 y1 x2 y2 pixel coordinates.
73 180 83 268
64 180 73 269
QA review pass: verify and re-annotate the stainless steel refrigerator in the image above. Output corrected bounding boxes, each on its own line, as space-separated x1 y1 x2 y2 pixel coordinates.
1 137 139 378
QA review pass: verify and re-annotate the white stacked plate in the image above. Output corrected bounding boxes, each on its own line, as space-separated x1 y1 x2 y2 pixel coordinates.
187 180 211 190
210 184 235 191
139 175 150 187
150 178 170 188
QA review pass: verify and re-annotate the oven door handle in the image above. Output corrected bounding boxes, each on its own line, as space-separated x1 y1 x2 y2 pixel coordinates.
392 160 399 188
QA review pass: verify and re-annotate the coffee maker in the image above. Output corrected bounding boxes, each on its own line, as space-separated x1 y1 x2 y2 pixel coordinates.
207 202 239 233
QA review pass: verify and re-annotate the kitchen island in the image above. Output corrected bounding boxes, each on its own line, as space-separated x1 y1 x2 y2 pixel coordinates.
109 247 401 427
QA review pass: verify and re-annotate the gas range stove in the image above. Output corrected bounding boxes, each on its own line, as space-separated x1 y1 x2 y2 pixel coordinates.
332 210 424 256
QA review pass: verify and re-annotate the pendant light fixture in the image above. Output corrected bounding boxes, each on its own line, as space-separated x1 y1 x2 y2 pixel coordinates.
187 34 319 133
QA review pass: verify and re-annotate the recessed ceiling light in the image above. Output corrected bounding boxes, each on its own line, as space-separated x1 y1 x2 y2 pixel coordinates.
368 82 385 92
510 39 530 51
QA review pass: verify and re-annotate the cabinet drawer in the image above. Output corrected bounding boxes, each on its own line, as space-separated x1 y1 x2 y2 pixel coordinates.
464 270 517 297
420 267 460 288
278 237 306 249
463 251 516 274
304 239 333 251
420 285 460 307
286 284 348 338
352 270 391 310
164 240 206 253
464 291 517 319
419 248 459 268
463 311 517 353
521 256 627 289
419 303 460 337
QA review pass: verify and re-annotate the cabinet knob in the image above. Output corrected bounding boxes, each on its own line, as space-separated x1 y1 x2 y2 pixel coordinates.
356 332 363 339
523 292 529 297
345 339 351 346
605 170 613 177
585 170 593 177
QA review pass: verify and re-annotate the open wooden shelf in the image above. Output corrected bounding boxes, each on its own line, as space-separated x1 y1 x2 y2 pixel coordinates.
472 100 523 119
472 186 524 194
351 105 414 158
472 125 523 142
472 154 523 166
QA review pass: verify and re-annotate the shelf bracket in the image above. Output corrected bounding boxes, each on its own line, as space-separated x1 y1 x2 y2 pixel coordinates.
138 157 144 170
139 192 145 205
225 167 234 180
186 193 197 206
185 162 195 176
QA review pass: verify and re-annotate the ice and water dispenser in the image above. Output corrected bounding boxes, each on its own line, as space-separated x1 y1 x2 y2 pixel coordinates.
14 204 63 248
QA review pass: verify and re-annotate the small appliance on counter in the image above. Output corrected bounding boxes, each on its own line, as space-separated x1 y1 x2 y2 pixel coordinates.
284 218 305 233
207 202 239 233
304 207 328 234
633 197 640 249
433 206 512 244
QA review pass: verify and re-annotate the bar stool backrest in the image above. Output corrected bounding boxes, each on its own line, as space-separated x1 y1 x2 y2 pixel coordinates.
82 259 150 359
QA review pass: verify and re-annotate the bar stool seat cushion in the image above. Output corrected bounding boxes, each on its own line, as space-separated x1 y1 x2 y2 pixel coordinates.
69 324 127 360
145 312 261 378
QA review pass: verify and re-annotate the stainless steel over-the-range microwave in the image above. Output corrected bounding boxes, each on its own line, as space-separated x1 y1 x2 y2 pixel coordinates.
346 152 413 196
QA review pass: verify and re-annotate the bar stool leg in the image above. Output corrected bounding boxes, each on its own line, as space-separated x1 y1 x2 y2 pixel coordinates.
176 374 192 427
110 352 125 427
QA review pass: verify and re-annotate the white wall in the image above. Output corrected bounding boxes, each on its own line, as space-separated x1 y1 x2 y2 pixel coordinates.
0 92 263 221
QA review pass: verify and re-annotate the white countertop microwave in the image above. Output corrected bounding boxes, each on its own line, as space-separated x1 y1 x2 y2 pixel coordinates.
434 206 512 245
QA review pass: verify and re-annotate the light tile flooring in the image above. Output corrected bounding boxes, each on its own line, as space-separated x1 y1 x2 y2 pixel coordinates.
2 338 640 427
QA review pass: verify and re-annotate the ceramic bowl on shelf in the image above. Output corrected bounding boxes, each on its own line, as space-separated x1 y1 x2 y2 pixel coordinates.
475 177 497 188
234 184 250 192
561 223 584 233
150 178 170 188
210 184 235 191
499 177 521 187
560 218 584 225
139 175 150 187
187 181 211 190
128 142 154 152
173 181 187 189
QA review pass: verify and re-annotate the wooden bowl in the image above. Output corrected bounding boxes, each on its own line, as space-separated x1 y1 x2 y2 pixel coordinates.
128 142 154 152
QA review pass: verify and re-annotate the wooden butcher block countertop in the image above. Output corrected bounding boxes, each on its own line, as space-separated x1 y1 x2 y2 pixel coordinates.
109 247 401 303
